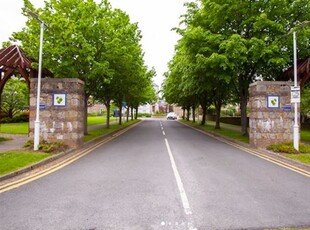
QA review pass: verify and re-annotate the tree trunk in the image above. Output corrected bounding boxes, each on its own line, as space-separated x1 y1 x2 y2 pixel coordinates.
240 80 249 136
186 106 190 121
201 105 207 125
182 108 185 120
84 95 89 135
192 106 196 123
104 100 111 129
131 107 134 120
118 102 122 125
135 106 138 119
214 101 222 130
8 109 13 119
240 95 248 136
126 107 129 122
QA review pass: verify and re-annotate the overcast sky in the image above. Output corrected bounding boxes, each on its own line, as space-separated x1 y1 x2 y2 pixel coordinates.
0 0 188 85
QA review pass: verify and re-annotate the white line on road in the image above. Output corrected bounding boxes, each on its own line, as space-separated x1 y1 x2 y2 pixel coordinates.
164 138 197 230
165 138 193 215
163 131 166 136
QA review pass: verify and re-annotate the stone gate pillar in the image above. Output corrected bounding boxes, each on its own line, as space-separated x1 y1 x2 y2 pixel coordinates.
249 81 298 148
29 78 85 149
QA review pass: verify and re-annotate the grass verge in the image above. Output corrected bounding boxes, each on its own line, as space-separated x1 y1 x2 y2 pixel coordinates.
87 116 118 126
284 154 310 164
267 142 310 165
0 123 28 134
84 120 139 142
181 120 249 143
0 151 51 176
301 129 310 142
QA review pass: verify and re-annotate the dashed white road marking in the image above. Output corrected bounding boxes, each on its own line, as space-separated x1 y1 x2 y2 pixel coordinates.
162 131 166 136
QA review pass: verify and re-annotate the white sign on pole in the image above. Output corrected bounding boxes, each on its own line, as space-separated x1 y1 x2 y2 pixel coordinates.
291 86 300 103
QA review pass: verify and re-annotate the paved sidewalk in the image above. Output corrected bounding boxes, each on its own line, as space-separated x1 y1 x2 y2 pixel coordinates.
0 134 28 152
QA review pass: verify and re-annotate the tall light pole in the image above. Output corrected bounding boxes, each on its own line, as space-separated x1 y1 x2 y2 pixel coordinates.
291 21 310 151
292 31 299 151
28 11 48 151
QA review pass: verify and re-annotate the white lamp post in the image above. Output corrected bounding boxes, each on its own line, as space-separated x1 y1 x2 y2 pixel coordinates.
28 11 47 151
291 21 310 151
292 31 299 151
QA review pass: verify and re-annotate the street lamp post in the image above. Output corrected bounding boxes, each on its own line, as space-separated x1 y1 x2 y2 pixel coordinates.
28 11 47 151
292 31 299 151
291 21 310 151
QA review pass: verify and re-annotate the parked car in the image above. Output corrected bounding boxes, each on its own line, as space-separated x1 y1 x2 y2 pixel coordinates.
166 112 178 120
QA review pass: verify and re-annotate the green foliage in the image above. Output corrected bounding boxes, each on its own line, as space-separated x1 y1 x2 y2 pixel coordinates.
0 137 11 142
138 113 152 118
0 151 51 176
10 0 155 128
267 142 310 154
1 112 29 123
164 0 310 133
301 88 310 117
24 140 68 153
38 141 67 153
1 79 29 119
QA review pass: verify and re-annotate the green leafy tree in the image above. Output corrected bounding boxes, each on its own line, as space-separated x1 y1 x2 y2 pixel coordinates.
1 79 29 119
90 8 154 126
172 0 310 135
301 87 310 122
11 0 153 131
11 0 116 133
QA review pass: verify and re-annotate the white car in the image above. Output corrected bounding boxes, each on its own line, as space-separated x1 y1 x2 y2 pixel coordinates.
166 112 178 120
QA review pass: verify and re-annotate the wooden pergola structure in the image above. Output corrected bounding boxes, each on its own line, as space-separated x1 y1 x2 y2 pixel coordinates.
0 44 53 96
277 57 310 89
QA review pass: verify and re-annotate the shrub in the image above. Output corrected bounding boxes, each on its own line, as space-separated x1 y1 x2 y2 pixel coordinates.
267 142 310 154
138 113 151 117
24 140 68 153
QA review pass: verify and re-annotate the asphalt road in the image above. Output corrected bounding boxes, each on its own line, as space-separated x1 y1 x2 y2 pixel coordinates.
0 119 309 230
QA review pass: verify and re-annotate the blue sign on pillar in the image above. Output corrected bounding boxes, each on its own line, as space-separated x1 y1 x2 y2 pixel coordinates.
39 103 46 110
283 104 292 112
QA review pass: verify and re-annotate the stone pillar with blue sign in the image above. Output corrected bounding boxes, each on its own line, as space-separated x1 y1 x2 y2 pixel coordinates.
249 81 298 148
29 78 85 149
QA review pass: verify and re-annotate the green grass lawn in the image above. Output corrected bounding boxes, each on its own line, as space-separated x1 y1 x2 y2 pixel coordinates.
301 129 310 142
0 123 29 134
0 151 51 176
0 116 117 134
87 116 118 126
285 153 310 164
